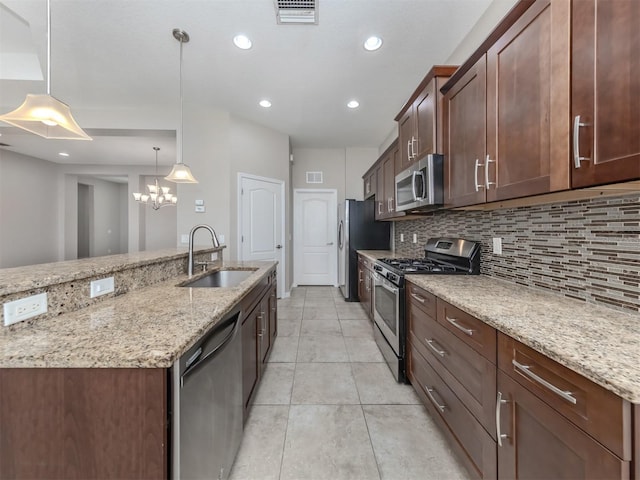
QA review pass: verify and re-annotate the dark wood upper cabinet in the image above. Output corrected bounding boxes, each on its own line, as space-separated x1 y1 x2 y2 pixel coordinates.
443 0 571 208
486 0 570 202
396 66 457 174
443 56 488 208
571 0 640 188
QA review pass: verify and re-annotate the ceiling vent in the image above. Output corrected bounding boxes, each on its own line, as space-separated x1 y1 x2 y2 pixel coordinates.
274 0 318 24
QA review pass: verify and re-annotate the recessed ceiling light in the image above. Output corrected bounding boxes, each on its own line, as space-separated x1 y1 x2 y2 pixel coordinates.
259 99 272 108
58 152 69 157
233 34 252 50
347 100 360 109
364 36 383 51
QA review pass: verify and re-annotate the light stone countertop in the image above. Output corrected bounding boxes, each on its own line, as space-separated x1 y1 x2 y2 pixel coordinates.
0 247 224 296
0 260 276 369
406 275 640 404
357 250 640 403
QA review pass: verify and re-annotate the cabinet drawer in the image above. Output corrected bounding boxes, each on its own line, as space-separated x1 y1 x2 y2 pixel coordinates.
437 299 496 362
406 282 436 319
408 346 497 479
498 333 632 460
408 307 496 435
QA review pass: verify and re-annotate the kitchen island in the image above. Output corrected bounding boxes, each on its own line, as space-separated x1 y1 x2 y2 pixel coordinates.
0 249 278 479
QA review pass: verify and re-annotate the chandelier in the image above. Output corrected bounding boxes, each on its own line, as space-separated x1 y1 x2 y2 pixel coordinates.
133 147 177 210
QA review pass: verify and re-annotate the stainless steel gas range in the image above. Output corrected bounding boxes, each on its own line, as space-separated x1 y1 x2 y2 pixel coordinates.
372 238 481 382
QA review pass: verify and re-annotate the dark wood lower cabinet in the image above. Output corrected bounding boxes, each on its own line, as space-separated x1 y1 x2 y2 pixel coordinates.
497 372 629 479
0 368 167 479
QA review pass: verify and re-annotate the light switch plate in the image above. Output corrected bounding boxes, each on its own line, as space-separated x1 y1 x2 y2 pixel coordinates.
195 205 205 213
3 293 48 326
195 199 204 206
412 234 417 243
400 233 404 242
90 277 115 298
493 237 503 255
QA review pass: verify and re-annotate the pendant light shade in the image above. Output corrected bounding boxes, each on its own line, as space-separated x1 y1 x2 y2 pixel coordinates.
165 28 198 184
0 0 91 140
0 94 92 140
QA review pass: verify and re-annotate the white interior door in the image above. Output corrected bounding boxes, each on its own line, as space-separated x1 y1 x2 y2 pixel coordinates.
293 189 337 286
239 174 285 297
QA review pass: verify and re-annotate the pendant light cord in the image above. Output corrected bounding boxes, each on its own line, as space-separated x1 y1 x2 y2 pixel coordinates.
46 0 51 95
179 36 184 166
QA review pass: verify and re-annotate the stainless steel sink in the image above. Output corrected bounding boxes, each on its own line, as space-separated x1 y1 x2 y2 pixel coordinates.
179 269 256 288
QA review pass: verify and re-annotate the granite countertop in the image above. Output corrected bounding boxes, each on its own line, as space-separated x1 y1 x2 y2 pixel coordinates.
356 250 398 261
0 260 275 369
406 275 640 404
0 247 224 296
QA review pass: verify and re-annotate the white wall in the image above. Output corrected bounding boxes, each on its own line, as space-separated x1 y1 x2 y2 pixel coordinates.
77 176 127 257
0 150 60 268
291 147 378 203
229 116 290 262
140 175 177 251
445 0 519 64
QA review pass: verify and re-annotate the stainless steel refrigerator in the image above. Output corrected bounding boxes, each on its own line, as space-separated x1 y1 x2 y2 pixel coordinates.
338 199 391 301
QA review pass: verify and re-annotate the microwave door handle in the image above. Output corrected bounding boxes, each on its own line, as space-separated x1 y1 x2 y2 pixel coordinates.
414 171 425 200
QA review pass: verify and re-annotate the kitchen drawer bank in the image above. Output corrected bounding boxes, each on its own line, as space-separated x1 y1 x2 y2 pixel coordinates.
405 276 639 480
0 261 277 479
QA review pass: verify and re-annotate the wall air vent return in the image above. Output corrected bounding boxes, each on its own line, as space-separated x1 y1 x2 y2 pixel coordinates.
274 0 318 24
306 171 323 184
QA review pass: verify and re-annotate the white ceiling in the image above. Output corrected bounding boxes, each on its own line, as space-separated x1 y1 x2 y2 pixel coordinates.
0 0 498 166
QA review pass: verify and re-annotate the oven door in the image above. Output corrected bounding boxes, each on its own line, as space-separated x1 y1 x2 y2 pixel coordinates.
372 272 400 355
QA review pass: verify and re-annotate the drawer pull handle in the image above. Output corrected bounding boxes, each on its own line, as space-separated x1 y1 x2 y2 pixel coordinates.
512 359 577 405
496 391 509 447
425 386 446 413
445 316 474 336
426 339 446 357
410 293 426 303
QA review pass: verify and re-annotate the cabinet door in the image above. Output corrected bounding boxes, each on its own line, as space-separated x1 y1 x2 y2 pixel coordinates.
571 0 640 187
414 78 437 159
486 0 570 202
258 296 270 365
398 109 414 171
444 56 487 207
497 372 629 479
241 310 259 415
383 154 396 216
268 283 277 346
375 164 384 220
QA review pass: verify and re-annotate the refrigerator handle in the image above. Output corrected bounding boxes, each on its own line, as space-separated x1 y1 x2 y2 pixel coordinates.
338 221 343 249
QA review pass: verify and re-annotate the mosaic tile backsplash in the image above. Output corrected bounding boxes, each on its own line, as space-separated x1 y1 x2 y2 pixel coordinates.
394 194 640 314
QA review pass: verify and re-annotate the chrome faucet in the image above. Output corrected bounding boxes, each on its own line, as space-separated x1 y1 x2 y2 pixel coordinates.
188 224 220 276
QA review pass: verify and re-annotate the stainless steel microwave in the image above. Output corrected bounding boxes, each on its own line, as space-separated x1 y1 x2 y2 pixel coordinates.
395 154 444 212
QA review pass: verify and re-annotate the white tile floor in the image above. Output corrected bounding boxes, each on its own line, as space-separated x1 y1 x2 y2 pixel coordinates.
229 286 471 480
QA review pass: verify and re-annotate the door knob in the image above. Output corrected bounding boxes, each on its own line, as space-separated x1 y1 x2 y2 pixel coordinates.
276 245 283 249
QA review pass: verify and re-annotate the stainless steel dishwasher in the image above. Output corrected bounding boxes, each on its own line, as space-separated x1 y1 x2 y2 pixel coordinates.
172 308 243 480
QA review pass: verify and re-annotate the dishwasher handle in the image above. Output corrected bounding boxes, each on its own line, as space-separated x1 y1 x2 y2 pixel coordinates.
181 310 241 387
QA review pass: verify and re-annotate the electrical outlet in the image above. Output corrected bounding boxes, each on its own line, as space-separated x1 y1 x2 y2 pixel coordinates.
493 237 503 255
210 252 218 261
181 234 189 244
218 234 225 244
3 293 48 326
90 277 115 298
195 205 205 213
400 233 404 242
412 234 418 243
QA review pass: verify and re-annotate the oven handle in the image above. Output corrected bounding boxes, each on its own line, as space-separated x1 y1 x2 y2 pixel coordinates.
374 272 398 294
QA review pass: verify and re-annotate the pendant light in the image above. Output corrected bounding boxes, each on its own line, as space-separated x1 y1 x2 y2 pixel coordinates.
165 29 198 183
132 147 177 210
0 0 91 140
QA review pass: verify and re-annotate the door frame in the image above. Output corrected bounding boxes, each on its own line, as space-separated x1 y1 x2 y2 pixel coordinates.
292 188 338 287
237 172 286 298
